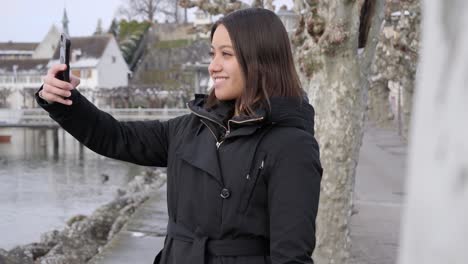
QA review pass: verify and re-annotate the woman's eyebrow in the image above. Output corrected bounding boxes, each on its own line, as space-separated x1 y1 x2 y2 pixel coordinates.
210 44 233 49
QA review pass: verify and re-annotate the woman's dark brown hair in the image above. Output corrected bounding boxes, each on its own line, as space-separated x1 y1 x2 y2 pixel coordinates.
206 7 304 116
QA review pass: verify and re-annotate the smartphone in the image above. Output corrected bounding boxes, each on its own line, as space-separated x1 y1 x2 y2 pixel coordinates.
56 33 71 82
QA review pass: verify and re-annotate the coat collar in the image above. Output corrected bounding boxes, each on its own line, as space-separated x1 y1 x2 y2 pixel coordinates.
186 94 266 139
186 94 316 137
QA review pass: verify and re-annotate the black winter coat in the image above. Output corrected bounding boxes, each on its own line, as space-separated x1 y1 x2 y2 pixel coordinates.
36 89 322 264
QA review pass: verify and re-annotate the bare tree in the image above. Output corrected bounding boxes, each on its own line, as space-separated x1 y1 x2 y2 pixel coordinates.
179 0 248 15
0 88 12 108
118 0 163 22
291 1 386 263
118 0 190 23
156 0 186 23
117 4 139 21
368 0 421 137
398 0 468 263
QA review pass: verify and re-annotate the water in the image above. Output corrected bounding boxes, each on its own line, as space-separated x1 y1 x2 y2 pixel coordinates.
0 127 147 250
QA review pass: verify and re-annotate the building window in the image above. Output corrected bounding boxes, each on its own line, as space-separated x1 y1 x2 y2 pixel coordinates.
72 69 81 78
81 69 92 79
72 49 82 62
112 56 116 63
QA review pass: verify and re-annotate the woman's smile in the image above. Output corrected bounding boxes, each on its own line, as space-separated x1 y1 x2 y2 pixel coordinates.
213 77 229 89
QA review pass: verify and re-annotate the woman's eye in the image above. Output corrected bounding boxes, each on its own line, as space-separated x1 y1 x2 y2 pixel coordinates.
209 51 232 58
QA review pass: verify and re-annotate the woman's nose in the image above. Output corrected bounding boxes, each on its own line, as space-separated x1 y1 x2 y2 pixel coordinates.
208 58 222 73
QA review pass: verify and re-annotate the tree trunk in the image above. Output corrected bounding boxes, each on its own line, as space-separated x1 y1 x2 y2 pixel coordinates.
367 4 394 128
174 0 179 23
398 0 468 263
368 77 392 126
292 1 385 263
396 0 420 140
149 0 155 22
368 0 421 137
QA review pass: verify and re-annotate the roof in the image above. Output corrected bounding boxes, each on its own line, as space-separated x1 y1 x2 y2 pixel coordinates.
51 34 112 60
0 42 39 51
48 58 100 68
0 59 49 72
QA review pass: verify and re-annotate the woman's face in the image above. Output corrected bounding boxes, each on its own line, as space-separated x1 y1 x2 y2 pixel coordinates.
209 24 245 101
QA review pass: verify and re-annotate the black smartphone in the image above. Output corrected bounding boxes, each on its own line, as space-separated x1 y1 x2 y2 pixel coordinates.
56 33 71 82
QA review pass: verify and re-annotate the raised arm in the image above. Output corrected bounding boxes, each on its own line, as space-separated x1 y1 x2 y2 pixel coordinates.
36 64 183 167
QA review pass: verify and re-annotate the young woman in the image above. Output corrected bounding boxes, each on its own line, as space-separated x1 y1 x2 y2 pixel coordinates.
37 7 322 264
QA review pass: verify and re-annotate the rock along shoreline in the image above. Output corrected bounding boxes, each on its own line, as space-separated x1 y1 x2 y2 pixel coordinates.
0 168 167 264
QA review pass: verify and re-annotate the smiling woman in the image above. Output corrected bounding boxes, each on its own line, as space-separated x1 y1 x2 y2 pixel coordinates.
35 7 322 264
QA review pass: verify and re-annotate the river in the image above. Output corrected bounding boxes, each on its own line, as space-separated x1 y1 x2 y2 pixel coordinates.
0 127 146 250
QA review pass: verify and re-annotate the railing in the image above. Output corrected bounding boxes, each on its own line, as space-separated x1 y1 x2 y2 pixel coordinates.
0 108 190 125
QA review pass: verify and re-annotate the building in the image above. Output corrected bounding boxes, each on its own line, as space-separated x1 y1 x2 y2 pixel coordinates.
193 9 211 26
0 42 38 60
33 25 61 59
0 24 61 108
0 25 60 61
191 10 212 39
0 8 129 109
0 59 49 108
0 33 129 109
48 34 130 106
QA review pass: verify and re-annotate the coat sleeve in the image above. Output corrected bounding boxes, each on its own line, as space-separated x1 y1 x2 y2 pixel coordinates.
268 132 322 264
35 87 186 167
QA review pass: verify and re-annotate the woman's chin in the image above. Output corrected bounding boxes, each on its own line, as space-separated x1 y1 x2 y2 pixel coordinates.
214 85 241 101
214 89 228 100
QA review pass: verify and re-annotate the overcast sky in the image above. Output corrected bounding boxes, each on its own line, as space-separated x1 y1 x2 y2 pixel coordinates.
0 0 293 42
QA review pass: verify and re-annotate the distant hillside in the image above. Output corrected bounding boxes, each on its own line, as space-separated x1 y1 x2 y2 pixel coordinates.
130 23 210 94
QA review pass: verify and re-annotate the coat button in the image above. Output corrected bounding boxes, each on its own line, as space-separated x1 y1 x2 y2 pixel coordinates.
220 188 230 199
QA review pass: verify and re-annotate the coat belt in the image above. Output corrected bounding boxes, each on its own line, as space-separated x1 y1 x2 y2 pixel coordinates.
167 220 269 263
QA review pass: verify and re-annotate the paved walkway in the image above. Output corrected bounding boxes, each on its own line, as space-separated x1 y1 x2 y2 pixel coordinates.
350 125 406 264
90 124 406 264
88 185 167 264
